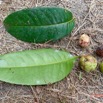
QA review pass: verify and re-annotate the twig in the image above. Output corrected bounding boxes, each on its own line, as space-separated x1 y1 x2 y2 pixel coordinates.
72 22 86 37
30 86 39 103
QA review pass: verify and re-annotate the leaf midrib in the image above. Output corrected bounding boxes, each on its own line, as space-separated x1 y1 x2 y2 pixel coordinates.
0 58 75 69
6 18 74 27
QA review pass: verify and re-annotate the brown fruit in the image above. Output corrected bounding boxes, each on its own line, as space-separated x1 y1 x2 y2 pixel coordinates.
79 34 90 48
96 45 103 57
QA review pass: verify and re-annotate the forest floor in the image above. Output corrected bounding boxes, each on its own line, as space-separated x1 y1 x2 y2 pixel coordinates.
0 0 103 103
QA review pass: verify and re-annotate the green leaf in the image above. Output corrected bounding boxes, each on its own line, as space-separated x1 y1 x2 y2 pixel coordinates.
0 49 77 85
3 7 75 43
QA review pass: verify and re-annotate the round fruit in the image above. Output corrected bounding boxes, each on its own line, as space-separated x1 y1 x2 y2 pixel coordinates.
96 45 103 57
100 62 103 73
79 34 90 48
80 55 97 72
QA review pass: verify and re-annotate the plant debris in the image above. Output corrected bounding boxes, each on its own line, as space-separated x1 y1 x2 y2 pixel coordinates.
0 0 102 103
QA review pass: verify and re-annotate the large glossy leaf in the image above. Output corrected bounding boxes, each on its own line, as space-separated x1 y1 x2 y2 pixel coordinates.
0 49 77 85
3 7 75 43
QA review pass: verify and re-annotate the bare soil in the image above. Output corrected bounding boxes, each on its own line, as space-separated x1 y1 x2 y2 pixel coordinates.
0 0 103 103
